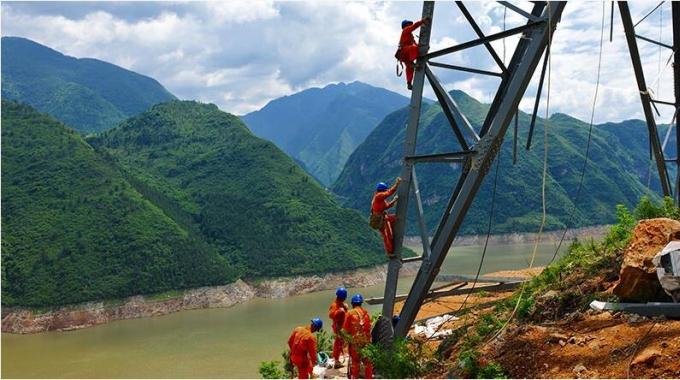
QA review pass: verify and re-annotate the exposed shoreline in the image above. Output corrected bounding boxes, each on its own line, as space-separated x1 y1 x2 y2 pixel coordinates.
1 263 419 334
2 226 607 334
405 225 609 248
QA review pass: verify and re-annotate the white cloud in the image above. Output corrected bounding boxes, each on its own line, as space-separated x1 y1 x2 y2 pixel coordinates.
1 1 676 123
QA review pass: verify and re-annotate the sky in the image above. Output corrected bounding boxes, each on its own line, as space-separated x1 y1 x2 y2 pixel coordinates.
1 1 676 124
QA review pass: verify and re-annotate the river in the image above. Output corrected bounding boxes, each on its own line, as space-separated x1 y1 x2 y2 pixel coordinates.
2 242 566 378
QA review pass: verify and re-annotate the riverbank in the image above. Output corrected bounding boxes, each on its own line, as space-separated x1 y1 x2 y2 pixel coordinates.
2 263 418 334
405 225 608 248
2 226 601 334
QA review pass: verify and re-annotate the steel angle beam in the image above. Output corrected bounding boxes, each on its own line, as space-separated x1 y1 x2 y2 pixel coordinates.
429 61 503 77
619 2 673 198
425 65 481 144
423 21 545 61
455 1 507 73
381 0 435 321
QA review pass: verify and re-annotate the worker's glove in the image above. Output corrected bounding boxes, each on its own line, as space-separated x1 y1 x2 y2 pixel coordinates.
393 195 399 202
396 177 402 184
423 16 432 24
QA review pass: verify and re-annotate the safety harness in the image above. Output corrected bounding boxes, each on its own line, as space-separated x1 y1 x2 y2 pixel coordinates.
394 46 404 77
369 211 386 230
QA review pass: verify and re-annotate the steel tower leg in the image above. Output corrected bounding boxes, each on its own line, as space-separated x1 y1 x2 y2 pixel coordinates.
673 2 680 204
381 1 435 321
619 1 673 198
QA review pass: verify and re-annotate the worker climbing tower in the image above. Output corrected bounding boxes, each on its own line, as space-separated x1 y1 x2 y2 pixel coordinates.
383 1 567 337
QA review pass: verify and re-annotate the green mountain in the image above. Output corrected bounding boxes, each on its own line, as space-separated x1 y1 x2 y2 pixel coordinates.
333 90 659 235
242 81 409 186
88 100 384 279
1 100 238 307
1 37 176 133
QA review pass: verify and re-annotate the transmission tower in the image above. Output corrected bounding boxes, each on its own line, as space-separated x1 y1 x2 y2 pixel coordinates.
384 1 567 337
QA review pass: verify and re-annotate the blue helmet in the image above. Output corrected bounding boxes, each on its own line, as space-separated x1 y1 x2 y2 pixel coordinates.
351 294 364 305
311 317 323 331
376 182 389 192
392 315 401 327
402 19 413 29
336 287 348 300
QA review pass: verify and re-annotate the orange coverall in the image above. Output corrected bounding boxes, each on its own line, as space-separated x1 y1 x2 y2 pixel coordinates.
288 326 318 379
371 182 399 254
399 19 425 87
342 307 373 379
328 299 348 362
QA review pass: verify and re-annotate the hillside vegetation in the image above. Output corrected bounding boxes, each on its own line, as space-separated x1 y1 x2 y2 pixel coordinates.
333 90 662 235
242 82 409 186
1 37 176 133
89 100 385 279
433 196 680 379
1 101 238 307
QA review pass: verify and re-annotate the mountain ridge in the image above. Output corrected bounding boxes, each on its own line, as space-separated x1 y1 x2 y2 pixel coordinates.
242 81 410 186
1 36 176 133
332 90 660 235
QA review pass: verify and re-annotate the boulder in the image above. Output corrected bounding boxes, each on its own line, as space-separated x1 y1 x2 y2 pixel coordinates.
631 348 661 366
613 218 680 302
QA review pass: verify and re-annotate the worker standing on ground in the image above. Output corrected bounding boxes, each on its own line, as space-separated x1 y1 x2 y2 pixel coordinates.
370 177 401 256
342 294 373 379
288 318 323 379
328 287 349 368
395 17 430 90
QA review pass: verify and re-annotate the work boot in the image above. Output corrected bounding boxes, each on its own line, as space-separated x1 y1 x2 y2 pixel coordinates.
407 83 413 90
334 361 343 369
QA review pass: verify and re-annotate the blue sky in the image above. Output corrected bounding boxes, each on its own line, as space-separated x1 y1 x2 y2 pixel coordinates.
1 1 676 124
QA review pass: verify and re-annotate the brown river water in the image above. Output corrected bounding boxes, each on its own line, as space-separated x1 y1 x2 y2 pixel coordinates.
2 242 565 378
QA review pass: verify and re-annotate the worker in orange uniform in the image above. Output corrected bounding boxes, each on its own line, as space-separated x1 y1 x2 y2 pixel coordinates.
328 287 349 368
342 294 373 379
396 18 430 90
288 318 323 379
370 177 401 256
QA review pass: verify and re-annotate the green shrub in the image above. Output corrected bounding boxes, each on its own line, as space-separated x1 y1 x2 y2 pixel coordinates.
315 329 333 354
362 338 431 379
258 361 286 379
457 349 479 376
477 361 507 379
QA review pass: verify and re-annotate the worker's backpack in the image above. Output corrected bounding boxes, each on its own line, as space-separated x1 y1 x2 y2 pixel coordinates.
369 212 386 230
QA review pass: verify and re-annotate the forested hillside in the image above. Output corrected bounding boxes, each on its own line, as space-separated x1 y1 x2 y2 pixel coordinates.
333 90 658 235
1 101 238 307
1 37 176 133
89 101 385 279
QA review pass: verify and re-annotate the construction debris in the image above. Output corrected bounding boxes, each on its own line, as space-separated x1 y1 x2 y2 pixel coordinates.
654 241 680 302
413 314 458 339
589 300 680 317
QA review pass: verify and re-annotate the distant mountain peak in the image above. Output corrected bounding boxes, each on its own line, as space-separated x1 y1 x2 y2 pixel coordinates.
242 82 409 186
2 36 176 133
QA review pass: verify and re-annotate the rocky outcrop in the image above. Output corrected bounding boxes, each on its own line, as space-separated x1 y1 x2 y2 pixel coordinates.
2 280 255 334
2 264 410 334
613 218 680 301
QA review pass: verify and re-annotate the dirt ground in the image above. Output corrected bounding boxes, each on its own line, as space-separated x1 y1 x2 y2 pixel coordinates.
485 312 680 379
410 268 680 379
397 268 543 328
325 265 680 379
